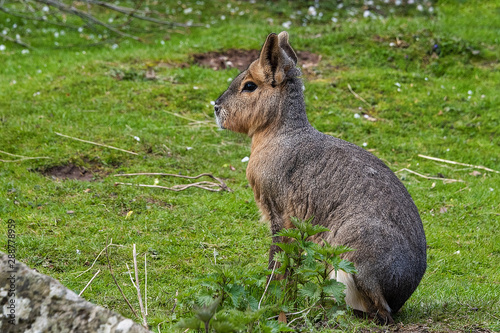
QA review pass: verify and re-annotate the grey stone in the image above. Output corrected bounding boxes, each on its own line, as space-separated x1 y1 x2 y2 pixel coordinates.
0 252 150 333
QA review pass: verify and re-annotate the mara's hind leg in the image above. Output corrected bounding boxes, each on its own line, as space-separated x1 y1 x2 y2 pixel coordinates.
333 270 394 325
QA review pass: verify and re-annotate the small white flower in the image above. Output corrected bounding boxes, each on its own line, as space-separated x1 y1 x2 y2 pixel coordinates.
417 4 424 11
395 82 401 87
186 147 193 150
362 142 368 147
429 7 434 13
78 27 83 33
481 94 485 99
2 30 7 35
210 101 215 106
184 7 192 14
133 136 140 142
22 49 29 54
12 23 17 29
0 45 5 51
160 40 165 45
54 32 59 38
389 42 396 47
282 21 292 29
227 78 232 82
16 34 20 40
331 17 338 23
11 80 16 84
193 86 199 90
76 249 81 254
397 88 401 92
490 188 494 192
454 250 460 255
363 10 371 18
354 113 361 119
37 69 42 74
468 90 473 95
425 77 429 81
308 6 317 16
241 156 250 163
111 44 118 50
108 18 113 23
42 6 50 12
220 15 226 20
446 148 450 152
395 0 402 5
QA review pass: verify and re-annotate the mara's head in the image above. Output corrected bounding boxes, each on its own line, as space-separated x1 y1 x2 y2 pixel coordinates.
214 31 303 136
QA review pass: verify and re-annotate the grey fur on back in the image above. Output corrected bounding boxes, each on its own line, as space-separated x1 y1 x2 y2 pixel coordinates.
214 31 426 322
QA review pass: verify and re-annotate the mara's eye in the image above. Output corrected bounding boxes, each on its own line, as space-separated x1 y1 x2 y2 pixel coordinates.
242 81 258 93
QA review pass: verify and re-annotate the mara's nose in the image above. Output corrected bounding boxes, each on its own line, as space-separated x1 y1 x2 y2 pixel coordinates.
214 105 220 116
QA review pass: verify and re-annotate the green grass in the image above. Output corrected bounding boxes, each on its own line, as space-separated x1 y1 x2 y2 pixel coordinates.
1 0 499 331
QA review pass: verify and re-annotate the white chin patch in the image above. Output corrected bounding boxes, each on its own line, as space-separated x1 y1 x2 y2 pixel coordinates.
214 111 225 129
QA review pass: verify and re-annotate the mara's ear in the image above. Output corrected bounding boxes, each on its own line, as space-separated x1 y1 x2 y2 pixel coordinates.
258 32 296 86
278 31 298 65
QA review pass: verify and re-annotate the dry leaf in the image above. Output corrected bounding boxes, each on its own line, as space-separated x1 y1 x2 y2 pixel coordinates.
439 207 448 214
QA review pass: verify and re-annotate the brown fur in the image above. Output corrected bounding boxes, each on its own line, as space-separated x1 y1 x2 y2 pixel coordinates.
214 32 427 324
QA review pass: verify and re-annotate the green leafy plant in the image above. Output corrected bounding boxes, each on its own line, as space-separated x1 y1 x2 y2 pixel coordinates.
177 217 356 331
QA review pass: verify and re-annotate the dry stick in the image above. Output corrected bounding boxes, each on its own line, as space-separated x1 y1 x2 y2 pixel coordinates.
55 132 138 155
347 84 372 109
74 240 123 278
163 110 217 127
37 0 142 41
418 154 500 174
133 244 148 329
114 181 224 192
87 0 201 27
0 32 33 49
79 269 100 297
114 172 231 191
396 168 464 183
125 263 138 289
144 253 148 316
105 238 140 319
258 260 278 310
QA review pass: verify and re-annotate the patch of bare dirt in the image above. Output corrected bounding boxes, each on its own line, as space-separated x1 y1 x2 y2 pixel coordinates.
41 164 94 181
192 49 321 71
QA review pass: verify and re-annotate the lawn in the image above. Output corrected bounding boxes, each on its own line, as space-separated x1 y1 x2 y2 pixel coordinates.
0 0 499 332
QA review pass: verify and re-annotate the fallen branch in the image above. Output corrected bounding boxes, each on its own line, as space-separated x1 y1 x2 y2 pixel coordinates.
114 172 231 192
0 149 50 162
74 239 123 278
37 0 142 41
55 132 138 155
259 260 277 310
133 244 148 329
0 32 33 49
347 83 372 109
87 0 201 27
115 181 226 192
78 269 100 297
105 238 140 319
418 154 499 174
396 168 463 183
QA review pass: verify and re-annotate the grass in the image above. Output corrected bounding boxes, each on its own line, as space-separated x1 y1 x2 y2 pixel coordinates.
1 0 499 331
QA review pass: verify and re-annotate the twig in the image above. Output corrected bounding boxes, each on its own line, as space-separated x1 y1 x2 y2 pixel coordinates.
125 263 138 289
114 181 226 192
113 172 232 192
55 132 138 155
74 240 123 277
418 154 499 174
144 252 148 316
396 168 463 183
37 0 142 41
0 150 50 162
287 308 312 326
105 237 140 319
347 84 372 109
87 0 201 27
78 269 100 296
171 290 179 314
259 260 277 310
133 244 148 329
0 31 33 49
163 110 217 127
